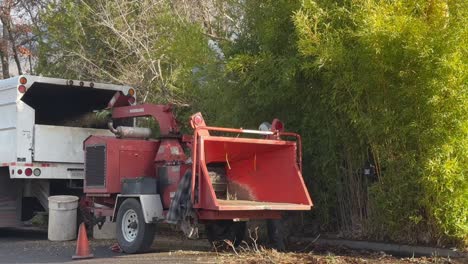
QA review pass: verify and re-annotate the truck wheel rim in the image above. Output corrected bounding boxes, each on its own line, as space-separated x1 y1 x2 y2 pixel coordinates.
122 209 138 242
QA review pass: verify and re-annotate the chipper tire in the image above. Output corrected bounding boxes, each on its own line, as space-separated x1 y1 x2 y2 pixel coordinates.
116 198 156 254
205 220 246 248
267 219 286 251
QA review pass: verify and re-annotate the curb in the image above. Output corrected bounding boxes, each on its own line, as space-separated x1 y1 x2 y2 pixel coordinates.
289 237 467 258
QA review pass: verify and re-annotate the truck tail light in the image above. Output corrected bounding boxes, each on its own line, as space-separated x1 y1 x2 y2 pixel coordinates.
272 119 284 132
18 85 26 93
274 121 283 131
19 76 27 84
25 168 32 176
17 169 23 175
194 115 203 126
33 168 41 176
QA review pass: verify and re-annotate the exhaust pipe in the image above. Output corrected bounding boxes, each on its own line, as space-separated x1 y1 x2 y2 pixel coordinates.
108 120 152 139
108 120 119 134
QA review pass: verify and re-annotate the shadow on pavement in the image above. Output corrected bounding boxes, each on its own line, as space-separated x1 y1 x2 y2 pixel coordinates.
0 227 213 264
0 227 117 263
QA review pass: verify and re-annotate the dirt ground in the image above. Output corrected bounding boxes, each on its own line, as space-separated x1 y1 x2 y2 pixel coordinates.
0 227 465 264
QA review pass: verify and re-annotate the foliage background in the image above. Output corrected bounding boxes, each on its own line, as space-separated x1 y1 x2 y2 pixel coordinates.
35 0 467 247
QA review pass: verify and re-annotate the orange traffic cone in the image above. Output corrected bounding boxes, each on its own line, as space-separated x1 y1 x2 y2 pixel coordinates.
72 223 94 260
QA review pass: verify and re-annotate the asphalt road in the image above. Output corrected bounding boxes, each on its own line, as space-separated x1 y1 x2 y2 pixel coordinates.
0 227 215 264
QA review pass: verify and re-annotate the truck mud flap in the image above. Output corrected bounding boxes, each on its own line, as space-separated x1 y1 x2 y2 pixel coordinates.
0 171 20 227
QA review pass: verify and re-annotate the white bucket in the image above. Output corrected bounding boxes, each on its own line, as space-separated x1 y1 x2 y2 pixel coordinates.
48 195 79 241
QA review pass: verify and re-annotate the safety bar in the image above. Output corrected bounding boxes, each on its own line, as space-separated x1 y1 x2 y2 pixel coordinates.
190 126 303 204
234 129 274 135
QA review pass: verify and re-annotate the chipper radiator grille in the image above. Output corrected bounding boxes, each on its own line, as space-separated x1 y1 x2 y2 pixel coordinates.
85 145 106 187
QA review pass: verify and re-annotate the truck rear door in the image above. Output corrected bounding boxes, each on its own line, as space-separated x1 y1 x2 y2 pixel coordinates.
19 78 133 164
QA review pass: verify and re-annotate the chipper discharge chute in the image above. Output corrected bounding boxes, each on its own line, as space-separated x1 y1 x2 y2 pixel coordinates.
191 119 312 219
81 96 312 253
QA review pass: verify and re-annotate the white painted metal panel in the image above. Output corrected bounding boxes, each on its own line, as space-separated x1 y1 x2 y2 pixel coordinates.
0 103 16 130
33 125 113 163
0 88 16 105
140 194 164 222
0 129 16 163
10 163 85 179
16 101 34 163
0 101 17 163
114 195 164 223
0 76 19 92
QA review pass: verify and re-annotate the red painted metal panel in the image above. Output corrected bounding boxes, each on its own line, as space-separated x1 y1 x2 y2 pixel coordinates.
154 139 186 163
197 210 282 220
225 147 310 204
194 160 218 209
193 130 312 212
119 149 156 179
84 136 160 194
215 200 311 211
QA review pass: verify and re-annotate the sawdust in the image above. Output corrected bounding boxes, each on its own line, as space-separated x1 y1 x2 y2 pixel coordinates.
210 231 464 264
227 181 256 200
61 111 109 128
214 247 462 264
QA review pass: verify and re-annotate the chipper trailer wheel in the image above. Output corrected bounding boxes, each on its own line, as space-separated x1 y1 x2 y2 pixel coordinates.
205 220 247 248
116 198 156 253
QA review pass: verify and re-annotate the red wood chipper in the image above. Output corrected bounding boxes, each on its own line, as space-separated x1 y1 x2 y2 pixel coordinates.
82 92 312 253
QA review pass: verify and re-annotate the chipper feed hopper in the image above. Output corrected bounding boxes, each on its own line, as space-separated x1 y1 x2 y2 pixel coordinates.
82 92 312 253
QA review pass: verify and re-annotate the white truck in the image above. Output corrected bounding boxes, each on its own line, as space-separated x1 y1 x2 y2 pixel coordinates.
0 75 135 227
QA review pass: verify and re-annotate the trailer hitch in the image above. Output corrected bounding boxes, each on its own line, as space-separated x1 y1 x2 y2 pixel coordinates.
79 198 109 229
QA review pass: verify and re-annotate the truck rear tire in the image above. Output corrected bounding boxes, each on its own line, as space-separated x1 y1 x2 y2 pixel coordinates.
205 220 246 248
116 198 156 253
